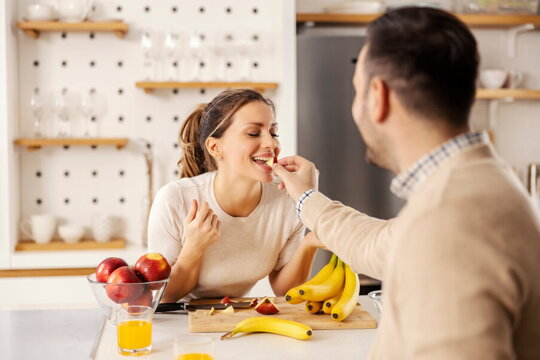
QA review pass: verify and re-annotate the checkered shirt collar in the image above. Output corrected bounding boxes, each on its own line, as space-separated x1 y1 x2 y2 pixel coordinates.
390 131 490 200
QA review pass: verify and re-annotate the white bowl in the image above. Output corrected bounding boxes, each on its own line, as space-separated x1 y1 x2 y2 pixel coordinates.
26 4 56 22
480 69 508 89
58 225 85 244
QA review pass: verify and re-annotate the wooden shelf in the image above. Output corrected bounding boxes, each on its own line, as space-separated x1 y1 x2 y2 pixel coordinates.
296 13 540 28
136 81 279 94
14 137 128 151
0 267 95 278
476 89 540 99
15 237 126 252
16 21 128 38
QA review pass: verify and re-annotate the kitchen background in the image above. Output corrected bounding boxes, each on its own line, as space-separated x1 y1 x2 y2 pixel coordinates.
1 0 539 306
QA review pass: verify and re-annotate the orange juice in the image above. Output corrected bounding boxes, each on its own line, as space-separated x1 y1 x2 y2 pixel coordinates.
117 320 152 350
176 354 214 360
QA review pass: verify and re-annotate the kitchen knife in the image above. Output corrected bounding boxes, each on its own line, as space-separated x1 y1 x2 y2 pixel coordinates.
156 301 253 313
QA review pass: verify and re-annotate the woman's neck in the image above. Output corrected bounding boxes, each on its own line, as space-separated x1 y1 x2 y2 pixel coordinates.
213 171 262 217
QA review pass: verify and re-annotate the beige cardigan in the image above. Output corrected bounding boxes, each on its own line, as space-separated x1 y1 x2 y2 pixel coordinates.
301 144 540 359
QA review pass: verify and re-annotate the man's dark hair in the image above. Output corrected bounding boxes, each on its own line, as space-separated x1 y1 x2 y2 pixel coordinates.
365 7 479 128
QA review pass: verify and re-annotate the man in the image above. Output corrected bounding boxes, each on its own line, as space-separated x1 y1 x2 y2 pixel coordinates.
273 7 540 360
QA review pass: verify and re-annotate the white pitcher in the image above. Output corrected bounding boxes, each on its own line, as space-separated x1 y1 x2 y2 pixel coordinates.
56 0 93 22
91 214 120 243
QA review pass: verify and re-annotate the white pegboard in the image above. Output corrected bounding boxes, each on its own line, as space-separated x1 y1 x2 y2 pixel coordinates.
13 0 294 248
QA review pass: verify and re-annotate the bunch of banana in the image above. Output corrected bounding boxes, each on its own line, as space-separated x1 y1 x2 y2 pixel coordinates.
285 254 337 304
221 316 313 340
286 254 360 322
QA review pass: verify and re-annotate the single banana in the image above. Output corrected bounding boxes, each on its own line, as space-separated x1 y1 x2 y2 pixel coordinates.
285 254 337 304
305 301 323 314
322 288 343 315
331 264 360 322
221 317 313 340
299 259 345 302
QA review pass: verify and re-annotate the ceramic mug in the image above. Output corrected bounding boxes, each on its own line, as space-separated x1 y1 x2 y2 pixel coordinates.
91 214 119 242
20 214 57 244
58 224 86 244
504 70 524 89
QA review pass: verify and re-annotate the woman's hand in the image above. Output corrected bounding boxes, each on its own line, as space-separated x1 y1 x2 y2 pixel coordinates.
182 200 221 254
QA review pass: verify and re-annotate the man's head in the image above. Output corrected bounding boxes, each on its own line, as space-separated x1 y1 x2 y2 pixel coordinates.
352 7 479 172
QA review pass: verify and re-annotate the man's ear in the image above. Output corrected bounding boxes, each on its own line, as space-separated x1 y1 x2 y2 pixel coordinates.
205 137 222 159
369 77 390 125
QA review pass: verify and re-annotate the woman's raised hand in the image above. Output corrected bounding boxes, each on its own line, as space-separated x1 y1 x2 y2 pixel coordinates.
183 200 221 253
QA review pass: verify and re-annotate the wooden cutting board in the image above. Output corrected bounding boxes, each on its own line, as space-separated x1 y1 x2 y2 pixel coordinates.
188 297 377 332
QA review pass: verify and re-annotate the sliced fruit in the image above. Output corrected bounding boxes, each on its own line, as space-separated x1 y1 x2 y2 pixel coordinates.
254 297 279 315
221 305 234 314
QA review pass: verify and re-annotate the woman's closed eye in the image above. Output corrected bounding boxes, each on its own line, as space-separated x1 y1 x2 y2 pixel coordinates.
248 132 279 138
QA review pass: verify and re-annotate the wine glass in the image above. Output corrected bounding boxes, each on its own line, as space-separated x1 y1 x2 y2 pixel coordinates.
221 32 237 82
164 32 181 81
81 88 98 137
186 31 203 81
236 32 253 81
141 30 159 80
30 88 45 138
54 89 72 138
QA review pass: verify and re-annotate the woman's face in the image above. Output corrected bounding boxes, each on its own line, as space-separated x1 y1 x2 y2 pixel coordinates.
216 101 280 183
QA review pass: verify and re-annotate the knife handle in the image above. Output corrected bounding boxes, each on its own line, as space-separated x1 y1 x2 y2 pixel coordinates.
155 302 187 313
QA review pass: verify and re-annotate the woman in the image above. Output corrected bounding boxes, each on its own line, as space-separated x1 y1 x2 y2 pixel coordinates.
148 89 321 302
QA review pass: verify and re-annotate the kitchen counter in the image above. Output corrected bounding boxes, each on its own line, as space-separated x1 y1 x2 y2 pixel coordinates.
0 297 379 360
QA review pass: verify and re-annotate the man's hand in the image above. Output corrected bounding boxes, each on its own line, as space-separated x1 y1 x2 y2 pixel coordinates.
272 155 319 200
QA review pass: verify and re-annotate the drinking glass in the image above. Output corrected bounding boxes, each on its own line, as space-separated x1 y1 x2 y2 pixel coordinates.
117 305 153 356
174 335 214 360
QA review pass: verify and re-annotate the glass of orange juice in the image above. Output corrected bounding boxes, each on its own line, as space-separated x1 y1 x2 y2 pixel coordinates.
117 305 153 356
174 335 214 360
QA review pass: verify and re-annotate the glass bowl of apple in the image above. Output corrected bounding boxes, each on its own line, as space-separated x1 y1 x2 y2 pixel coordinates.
87 253 171 324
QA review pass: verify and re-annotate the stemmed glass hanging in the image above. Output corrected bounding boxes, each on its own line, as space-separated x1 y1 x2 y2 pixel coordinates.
30 88 45 138
54 88 72 138
81 88 99 137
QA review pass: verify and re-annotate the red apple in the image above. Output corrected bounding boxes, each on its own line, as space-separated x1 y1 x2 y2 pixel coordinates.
106 266 143 304
254 297 279 315
95 257 128 283
134 253 171 282
128 287 153 308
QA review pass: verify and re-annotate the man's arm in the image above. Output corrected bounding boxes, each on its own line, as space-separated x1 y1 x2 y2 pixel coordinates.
301 191 394 280
273 155 394 280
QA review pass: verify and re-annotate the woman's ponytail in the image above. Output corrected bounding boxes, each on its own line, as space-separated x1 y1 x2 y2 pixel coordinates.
178 104 207 178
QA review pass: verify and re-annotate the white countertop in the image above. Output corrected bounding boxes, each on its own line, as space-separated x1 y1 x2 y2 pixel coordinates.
0 297 379 360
